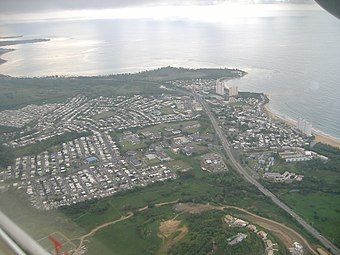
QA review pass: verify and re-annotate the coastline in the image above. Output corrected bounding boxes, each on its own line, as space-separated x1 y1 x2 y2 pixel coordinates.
0 49 15 66
263 94 340 149
0 37 50 68
0 53 338 149
313 132 340 149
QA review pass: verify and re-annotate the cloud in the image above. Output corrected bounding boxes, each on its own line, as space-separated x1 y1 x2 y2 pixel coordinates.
0 0 314 14
0 2 319 25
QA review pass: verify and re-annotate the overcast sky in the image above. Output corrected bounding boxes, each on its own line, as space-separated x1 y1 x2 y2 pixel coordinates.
0 0 314 14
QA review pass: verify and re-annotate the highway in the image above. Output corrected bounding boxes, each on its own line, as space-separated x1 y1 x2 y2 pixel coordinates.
196 95 340 255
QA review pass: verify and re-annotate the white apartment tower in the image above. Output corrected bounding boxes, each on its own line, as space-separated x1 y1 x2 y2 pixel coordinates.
297 118 312 136
229 86 238 97
216 79 225 96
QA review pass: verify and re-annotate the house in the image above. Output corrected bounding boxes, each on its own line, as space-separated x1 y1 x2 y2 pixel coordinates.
257 230 268 239
227 233 247 245
247 224 257 232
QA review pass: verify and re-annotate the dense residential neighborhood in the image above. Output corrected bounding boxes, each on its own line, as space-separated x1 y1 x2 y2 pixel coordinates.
0 78 326 210
0 94 207 209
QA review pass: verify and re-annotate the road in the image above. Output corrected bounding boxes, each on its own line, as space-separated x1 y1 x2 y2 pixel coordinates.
196 95 340 255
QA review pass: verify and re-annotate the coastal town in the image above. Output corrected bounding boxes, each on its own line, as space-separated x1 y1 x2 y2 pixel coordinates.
0 70 338 255
0 78 326 210
167 78 328 182
1 1 339 252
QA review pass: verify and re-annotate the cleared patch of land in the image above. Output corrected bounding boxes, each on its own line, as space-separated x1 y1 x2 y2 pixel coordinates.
158 219 188 255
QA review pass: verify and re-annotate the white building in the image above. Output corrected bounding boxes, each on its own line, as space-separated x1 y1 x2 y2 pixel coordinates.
289 242 304 255
216 79 225 96
297 118 312 136
229 86 238 97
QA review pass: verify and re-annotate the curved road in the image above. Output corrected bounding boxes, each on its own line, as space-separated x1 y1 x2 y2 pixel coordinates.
197 95 340 255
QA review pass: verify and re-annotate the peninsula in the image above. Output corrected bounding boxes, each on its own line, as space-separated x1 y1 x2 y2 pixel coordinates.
0 37 50 65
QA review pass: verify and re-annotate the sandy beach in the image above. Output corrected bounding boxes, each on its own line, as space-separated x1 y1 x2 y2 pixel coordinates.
313 132 340 149
263 96 340 149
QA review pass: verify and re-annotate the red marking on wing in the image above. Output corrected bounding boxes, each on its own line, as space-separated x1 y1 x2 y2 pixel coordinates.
48 235 62 255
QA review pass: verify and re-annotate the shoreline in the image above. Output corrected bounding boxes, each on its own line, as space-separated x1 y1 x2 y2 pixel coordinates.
263 95 340 149
0 56 338 149
0 37 50 68
0 49 15 66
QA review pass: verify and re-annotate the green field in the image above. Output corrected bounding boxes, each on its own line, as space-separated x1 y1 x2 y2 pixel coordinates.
281 192 340 246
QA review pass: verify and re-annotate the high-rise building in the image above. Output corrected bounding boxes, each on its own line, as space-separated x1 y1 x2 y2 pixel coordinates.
216 79 225 96
297 118 312 136
229 86 238 97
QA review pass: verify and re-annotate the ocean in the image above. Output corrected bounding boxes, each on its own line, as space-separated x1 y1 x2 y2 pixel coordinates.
0 6 339 138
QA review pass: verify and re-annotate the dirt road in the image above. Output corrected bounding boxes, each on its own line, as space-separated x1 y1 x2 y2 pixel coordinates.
71 200 178 254
175 202 318 255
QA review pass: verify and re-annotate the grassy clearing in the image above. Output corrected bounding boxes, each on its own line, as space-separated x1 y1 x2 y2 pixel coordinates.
0 189 86 241
92 110 116 120
281 192 340 247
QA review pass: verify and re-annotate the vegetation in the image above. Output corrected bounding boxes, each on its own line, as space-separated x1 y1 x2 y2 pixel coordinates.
238 91 263 100
0 146 321 254
0 143 14 167
108 66 246 81
0 78 166 110
264 143 340 246
0 125 20 135
170 210 268 255
0 67 242 110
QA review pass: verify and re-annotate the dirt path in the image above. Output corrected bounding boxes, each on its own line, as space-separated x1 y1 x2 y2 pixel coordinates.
155 200 179 207
72 212 134 254
71 200 178 254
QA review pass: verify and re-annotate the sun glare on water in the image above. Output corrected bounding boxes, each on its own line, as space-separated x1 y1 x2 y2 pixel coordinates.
1 3 317 24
